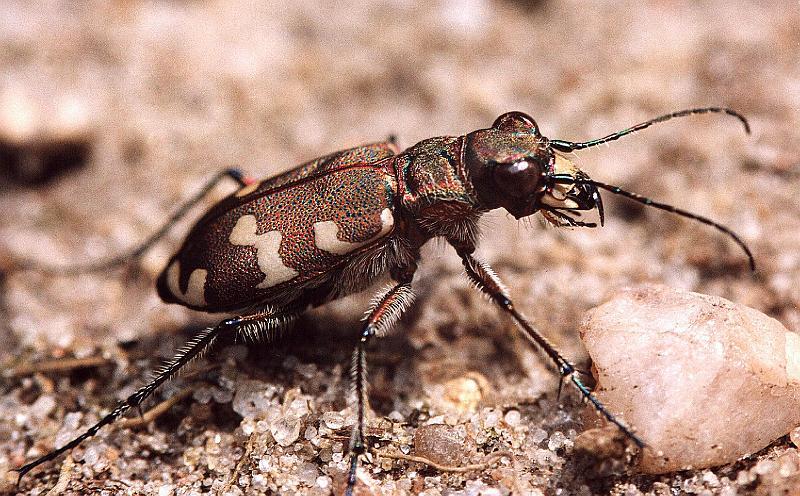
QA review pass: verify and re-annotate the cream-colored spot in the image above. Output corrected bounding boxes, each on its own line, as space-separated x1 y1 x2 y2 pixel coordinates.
553 153 579 176
235 181 261 198
229 214 298 288
166 261 208 307
542 154 581 208
229 214 258 245
785 332 800 384
541 196 579 209
313 208 394 255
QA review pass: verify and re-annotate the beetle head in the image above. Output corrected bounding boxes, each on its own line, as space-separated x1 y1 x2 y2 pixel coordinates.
466 111 603 227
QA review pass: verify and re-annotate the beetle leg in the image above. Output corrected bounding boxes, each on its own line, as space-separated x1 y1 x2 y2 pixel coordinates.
455 250 645 448
236 307 299 344
15 310 282 483
13 168 248 275
346 281 415 496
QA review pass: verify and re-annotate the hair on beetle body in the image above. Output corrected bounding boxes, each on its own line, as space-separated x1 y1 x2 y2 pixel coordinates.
11 107 753 495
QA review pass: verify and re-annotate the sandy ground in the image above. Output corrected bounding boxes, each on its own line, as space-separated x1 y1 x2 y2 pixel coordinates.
0 0 799 494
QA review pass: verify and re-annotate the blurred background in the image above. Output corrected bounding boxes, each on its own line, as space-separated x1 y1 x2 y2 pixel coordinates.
0 0 798 494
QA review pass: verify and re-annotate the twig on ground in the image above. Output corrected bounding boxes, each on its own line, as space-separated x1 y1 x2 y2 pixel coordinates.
118 386 194 429
375 449 514 473
5 355 112 378
44 454 74 495
222 432 258 492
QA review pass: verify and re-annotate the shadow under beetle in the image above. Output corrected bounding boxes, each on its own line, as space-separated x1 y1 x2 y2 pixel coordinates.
15 107 754 494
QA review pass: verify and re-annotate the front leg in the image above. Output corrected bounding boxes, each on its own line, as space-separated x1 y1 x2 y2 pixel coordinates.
346 279 415 496
454 248 644 448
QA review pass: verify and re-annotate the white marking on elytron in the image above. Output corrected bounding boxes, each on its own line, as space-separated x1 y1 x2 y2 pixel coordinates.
229 214 299 288
313 208 394 256
166 261 208 307
235 181 261 197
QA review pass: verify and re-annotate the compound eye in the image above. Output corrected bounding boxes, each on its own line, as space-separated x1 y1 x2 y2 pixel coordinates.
493 159 544 198
492 112 540 135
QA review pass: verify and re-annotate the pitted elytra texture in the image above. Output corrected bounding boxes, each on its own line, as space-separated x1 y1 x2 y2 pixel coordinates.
237 142 398 199
158 165 399 312
314 208 395 255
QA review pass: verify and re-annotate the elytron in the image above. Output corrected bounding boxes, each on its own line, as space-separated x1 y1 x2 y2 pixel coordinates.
14 107 752 494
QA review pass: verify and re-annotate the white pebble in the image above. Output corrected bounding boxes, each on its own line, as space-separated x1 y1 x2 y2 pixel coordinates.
231 380 277 418
30 395 56 419
482 408 501 429
322 411 345 430
271 415 301 447
547 431 566 451
503 409 521 427
581 284 800 473
530 428 548 444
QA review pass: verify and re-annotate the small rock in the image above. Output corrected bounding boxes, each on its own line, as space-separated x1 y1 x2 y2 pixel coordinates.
271 415 301 447
547 431 568 451
321 411 346 430
441 372 491 413
530 428 548 445
580 284 800 473
29 394 56 420
158 485 175 496
297 461 320 485
573 425 637 478
482 408 502 429
503 409 521 427
413 424 475 466
231 380 277 418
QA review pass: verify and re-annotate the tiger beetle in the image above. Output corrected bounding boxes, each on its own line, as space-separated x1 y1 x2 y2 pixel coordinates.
14 107 754 494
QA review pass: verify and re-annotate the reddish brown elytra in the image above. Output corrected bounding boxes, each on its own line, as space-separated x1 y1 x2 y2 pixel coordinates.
15 107 753 494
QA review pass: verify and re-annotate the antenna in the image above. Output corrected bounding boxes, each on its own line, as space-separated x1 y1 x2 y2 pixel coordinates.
549 107 750 152
589 179 756 272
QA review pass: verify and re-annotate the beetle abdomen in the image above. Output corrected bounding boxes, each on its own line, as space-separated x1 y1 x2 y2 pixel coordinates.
157 166 397 312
